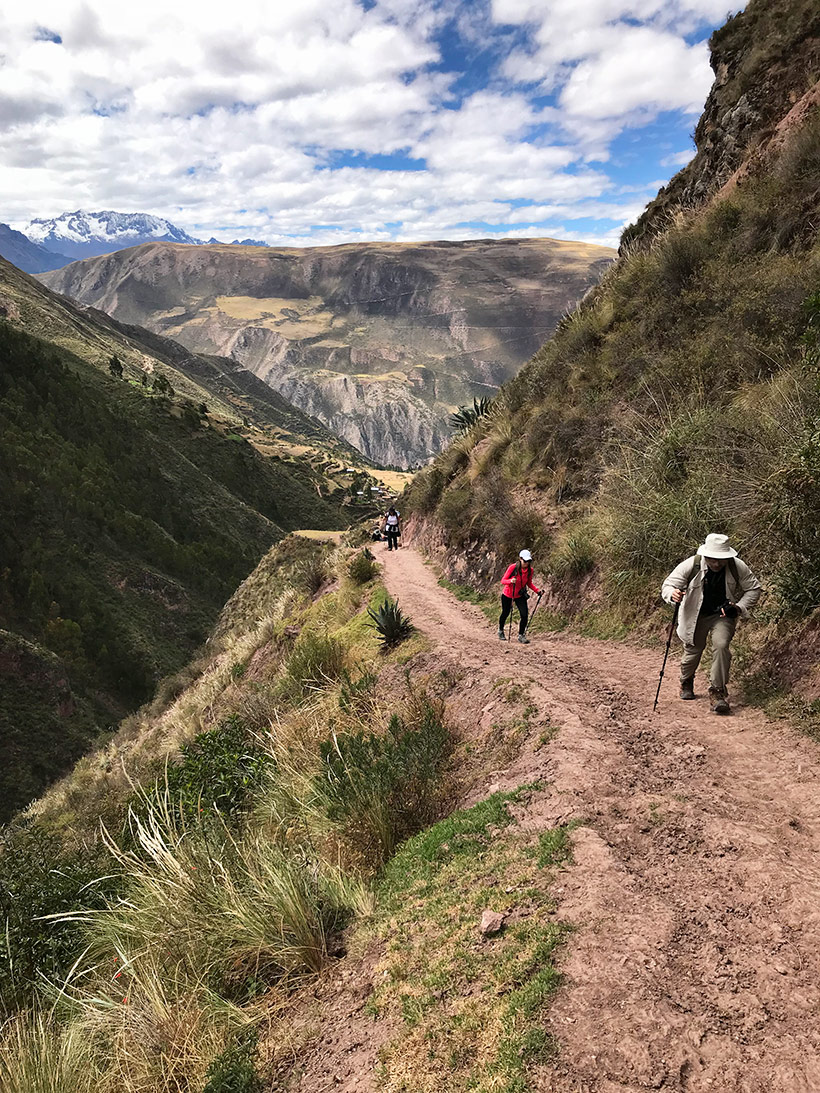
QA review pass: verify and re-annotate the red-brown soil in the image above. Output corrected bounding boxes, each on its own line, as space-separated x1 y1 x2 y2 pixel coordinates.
277 544 820 1093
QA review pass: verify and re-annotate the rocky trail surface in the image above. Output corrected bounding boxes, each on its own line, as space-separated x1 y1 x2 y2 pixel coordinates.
382 545 820 1093
285 544 820 1093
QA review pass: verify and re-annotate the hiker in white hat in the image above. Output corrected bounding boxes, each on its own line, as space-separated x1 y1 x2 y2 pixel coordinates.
661 534 762 714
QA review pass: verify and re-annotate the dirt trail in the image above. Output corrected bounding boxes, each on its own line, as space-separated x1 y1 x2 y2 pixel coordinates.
378 545 820 1093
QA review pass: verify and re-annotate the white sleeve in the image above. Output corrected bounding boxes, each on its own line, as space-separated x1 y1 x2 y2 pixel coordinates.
661 556 697 604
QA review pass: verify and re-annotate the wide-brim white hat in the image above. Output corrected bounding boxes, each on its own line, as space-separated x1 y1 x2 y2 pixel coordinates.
698 533 737 559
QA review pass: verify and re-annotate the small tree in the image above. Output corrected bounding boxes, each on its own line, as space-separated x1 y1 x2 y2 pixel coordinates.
107 354 123 378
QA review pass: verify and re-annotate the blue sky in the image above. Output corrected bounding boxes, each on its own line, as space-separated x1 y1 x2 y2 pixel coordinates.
1 0 740 249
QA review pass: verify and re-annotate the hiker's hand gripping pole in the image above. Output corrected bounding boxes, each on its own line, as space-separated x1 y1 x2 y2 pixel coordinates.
653 600 680 714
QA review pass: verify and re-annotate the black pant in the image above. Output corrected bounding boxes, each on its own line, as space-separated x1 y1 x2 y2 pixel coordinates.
499 594 528 635
386 529 400 550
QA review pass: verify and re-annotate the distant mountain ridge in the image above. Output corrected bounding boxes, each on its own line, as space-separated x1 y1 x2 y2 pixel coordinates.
41 236 615 467
0 210 274 274
0 222 72 273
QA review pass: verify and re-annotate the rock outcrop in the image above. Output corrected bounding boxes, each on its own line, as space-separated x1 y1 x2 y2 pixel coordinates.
624 0 820 249
41 237 614 467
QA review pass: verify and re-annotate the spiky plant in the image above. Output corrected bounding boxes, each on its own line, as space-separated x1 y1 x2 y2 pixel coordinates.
448 396 494 434
366 598 414 649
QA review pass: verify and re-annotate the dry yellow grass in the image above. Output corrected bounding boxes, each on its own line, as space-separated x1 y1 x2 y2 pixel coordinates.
293 530 346 542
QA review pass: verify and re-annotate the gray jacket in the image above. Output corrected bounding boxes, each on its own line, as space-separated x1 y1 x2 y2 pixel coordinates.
661 555 762 644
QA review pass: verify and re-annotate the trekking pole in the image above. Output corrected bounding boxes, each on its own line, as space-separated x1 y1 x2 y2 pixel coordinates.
524 591 543 636
652 600 681 714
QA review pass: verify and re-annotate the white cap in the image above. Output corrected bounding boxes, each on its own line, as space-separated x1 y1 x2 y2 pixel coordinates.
519 549 532 561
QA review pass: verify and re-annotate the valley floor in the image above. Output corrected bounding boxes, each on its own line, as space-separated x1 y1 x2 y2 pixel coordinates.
299 543 820 1093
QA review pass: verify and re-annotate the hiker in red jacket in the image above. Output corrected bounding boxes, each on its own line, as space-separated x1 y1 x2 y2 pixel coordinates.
499 549 542 644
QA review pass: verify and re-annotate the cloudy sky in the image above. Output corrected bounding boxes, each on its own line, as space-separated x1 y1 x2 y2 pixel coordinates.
1 0 737 249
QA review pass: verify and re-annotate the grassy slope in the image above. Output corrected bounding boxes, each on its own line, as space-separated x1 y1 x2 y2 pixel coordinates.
0 306 347 818
404 0 820 664
2 536 571 1093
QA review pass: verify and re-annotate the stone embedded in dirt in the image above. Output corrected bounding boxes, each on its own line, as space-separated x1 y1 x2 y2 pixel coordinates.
480 910 505 936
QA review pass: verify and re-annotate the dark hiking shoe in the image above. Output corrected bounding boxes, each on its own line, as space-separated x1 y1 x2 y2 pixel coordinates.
498 629 506 641
709 689 731 715
517 634 530 644
679 678 695 700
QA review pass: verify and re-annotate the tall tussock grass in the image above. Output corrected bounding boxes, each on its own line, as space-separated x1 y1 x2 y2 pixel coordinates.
0 1013 100 1093
80 795 360 994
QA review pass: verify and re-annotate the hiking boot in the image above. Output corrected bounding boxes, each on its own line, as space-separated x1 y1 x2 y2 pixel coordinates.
679 678 695 701
497 629 506 641
517 634 530 644
709 688 731 715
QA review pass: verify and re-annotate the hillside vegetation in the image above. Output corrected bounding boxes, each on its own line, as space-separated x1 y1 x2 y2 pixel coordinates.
0 295 348 817
405 0 820 690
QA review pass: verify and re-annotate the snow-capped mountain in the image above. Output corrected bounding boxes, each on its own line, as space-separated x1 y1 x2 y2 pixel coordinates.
25 210 202 260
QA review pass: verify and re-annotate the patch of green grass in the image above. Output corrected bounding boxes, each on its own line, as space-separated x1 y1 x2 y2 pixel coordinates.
533 821 582 868
534 723 558 750
367 787 570 1093
438 577 498 622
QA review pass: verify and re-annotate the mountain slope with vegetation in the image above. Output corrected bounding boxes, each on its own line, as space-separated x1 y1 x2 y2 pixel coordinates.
0 260 351 818
404 0 820 696
41 237 614 468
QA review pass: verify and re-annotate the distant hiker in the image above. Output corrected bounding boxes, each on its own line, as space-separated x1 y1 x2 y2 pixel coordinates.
499 549 542 644
371 525 383 543
383 507 402 551
662 533 762 715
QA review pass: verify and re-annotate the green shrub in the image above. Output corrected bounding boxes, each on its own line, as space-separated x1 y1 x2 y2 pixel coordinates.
203 1030 263 1093
367 598 414 650
767 428 820 610
404 467 445 515
137 717 272 829
337 668 379 715
0 825 121 1011
654 228 710 293
347 548 377 585
314 695 451 865
436 484 474 542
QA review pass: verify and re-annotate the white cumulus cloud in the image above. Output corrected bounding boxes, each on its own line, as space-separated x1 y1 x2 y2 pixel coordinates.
0 0 729 248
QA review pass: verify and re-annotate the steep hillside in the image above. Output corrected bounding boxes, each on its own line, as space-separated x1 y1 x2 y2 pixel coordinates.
40 237 614 468
0 264 351 818
404 0 820 683
0 255 365 465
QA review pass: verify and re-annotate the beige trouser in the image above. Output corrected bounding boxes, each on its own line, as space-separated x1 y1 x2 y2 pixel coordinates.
680 613 737 694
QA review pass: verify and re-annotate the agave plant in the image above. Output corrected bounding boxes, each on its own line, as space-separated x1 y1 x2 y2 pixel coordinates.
448 396 494 434
367 598 414 649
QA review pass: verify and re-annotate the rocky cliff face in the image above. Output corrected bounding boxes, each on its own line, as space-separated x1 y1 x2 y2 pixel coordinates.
41 237 614 467
624 0 820 248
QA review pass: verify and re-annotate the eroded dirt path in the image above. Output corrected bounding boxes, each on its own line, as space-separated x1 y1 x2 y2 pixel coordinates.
378 545 820 1093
